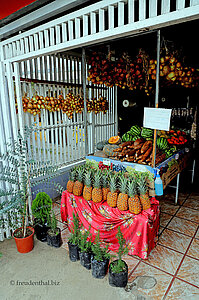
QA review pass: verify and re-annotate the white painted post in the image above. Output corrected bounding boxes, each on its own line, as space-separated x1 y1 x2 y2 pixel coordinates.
83 15 89 36
68 20 74 40
176 0 185 10
75 18 81 39
62 23 68 42
99 8 105 32
139 0 146 21
128 0 135 23
118 2 124 26
161 0 170 14
149 0 158 17
90 12 96 34
108 5 114 29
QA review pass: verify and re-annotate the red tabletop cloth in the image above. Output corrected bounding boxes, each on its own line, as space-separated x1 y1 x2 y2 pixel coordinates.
61 191 160 259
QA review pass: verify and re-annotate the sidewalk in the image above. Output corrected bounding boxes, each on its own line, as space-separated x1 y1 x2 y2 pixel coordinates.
1 188 199 300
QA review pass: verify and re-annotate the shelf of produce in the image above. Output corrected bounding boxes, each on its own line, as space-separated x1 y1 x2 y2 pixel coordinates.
86 146 192 202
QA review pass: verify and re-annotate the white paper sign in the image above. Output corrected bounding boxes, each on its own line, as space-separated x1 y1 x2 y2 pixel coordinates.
143 107 172 131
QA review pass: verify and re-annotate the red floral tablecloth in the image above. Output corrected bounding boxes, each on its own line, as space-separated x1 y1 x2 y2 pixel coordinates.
61 191 160 259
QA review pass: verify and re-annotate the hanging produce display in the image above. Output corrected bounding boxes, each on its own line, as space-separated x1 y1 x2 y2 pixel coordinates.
21 92 109 118
87 50 149 94
87 46 199 94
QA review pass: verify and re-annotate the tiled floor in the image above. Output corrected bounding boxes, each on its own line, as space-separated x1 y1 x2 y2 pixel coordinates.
53 190 199 299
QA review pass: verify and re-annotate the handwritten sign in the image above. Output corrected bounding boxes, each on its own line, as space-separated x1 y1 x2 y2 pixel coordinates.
143 108 172 131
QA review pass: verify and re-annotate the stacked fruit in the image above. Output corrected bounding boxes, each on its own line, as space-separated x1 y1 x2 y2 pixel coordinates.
66 165 151 214
167 130 188 146
106 172 151 212
122 125 141 142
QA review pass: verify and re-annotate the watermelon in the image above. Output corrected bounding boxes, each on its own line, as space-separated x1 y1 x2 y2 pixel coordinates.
129 125 141 136
141 127 154 139
157 137 168 150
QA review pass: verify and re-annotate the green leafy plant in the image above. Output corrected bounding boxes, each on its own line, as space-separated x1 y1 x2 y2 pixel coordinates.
110 227 129 274
31 192 52 225
68 212 81 245
48 211 59 236
0 125 64 239
91 231 111 262
78 225 92 253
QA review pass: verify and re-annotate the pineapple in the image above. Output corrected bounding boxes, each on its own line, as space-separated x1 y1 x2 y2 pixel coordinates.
127 180 142 214
102 170 110 202
67 169 76 193
117 176 128 211
73 166 84 196
83 170 93 201
138 174 151 210
92 170 103 203
107 174 118 207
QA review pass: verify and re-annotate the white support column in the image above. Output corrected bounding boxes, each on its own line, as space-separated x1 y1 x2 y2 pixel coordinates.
161 0 170 14
75 18 81 39
118 2 124 27
61 23 68 42
149 0 158 17
90 12 96 34
128 0 135 23
68 20 74 40
83 15 89 36
139 0 146 21
176 0 185 10
99 8 105 32
108 5 114 29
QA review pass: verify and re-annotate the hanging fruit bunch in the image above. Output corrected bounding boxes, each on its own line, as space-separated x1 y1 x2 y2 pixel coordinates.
87 51 114 87
148 50 199 89
91 96 109 114
87 49 150 94
20 90 109 118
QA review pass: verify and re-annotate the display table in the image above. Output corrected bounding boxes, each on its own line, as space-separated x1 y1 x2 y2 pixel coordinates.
61 191 160 259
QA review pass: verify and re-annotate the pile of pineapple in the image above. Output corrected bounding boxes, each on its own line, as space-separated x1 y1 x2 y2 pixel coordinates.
66 164 151 214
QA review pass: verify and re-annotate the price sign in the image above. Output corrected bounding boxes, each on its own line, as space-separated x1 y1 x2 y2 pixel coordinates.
143 108 172 131
103 159 111 166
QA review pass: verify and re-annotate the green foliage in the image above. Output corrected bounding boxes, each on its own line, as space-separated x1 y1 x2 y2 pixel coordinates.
0 125 64 238
48 211 59 235
78 225 92 253
110 227 129 274
91 231 110 262
68 212 81 245
31 192 52 225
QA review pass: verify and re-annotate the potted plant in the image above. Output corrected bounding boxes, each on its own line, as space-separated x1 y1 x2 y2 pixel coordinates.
0 126 63 253
47 211 61 248
91 231 111 279
68 212 81 262
78 226 92 270
31 192 52 242
108 227 129 288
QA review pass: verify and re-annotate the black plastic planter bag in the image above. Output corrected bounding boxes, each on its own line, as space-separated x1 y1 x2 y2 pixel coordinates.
91 257 109 279
34 220 50 242
68 242 80 262
47 228 61 248
79 251 91 269
109 260 128 288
